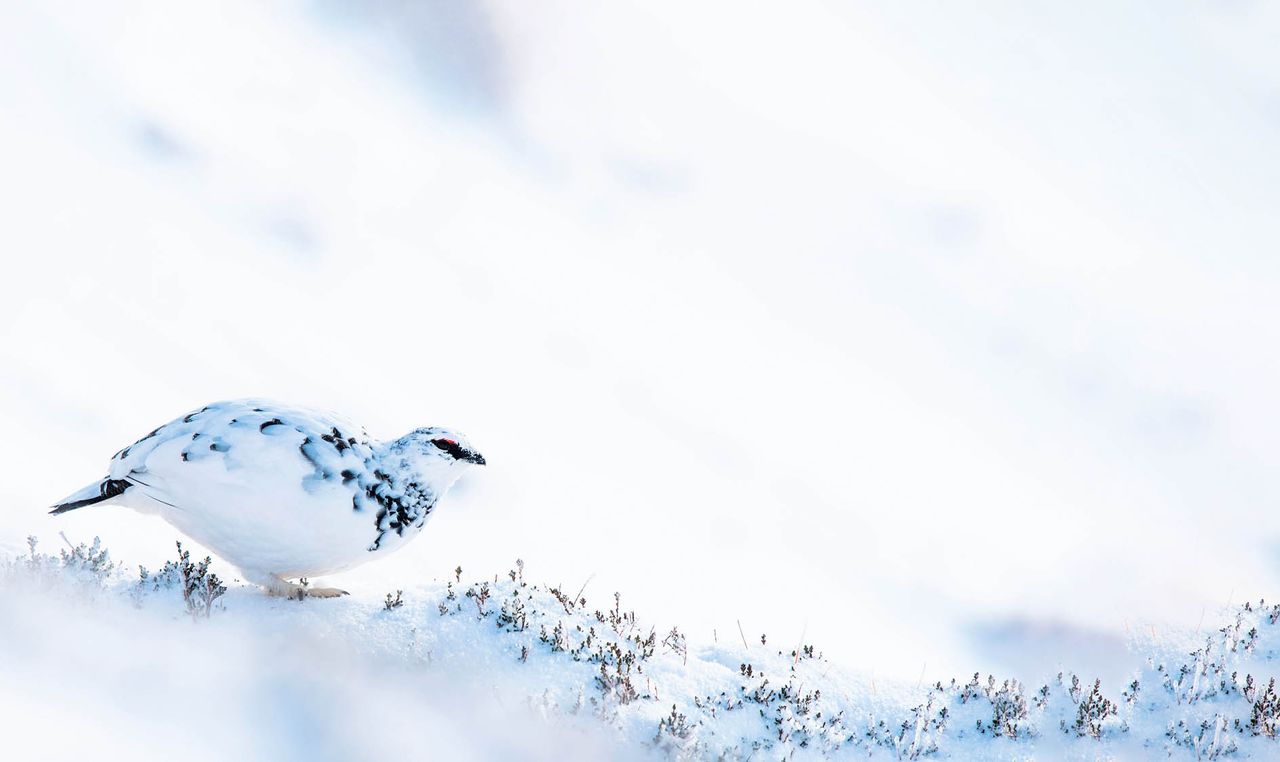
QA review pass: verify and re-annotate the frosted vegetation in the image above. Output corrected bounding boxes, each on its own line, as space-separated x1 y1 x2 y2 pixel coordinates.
5 536 1280 760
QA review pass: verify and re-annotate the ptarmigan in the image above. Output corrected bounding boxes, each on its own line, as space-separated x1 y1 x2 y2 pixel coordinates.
50 399 484 597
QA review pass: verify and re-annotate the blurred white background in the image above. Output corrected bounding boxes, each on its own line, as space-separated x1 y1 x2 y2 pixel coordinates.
4 0 1280 685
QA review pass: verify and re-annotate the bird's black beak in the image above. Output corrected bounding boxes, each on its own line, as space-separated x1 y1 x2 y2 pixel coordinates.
464 450 486 466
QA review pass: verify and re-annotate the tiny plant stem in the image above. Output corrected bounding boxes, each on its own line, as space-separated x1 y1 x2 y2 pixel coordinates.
573 574 594 608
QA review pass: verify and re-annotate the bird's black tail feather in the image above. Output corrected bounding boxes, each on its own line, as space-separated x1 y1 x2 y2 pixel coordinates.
50 478 131 515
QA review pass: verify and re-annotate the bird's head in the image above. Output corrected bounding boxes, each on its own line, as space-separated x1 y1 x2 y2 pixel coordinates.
387 427 485 487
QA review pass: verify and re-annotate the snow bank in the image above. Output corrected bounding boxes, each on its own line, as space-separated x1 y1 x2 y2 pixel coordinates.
6 536 1280 760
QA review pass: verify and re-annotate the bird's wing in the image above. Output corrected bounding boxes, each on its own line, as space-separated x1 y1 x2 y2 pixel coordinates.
109 399 385 506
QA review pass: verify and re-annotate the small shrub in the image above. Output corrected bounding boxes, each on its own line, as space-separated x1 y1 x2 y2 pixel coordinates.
654 704 698 757
1250 678 1280 738
141 541 225 619
1069 677 1118 739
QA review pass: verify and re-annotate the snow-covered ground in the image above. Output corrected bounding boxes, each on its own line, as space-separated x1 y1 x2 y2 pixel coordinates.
6 536 1280 760
5 1 1280 758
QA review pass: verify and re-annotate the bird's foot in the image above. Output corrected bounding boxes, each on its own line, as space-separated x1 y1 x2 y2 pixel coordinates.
303 586 349 599
256 574 348 600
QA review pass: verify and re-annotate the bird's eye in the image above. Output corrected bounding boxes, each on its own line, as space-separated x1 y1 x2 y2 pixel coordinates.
429 436 484 465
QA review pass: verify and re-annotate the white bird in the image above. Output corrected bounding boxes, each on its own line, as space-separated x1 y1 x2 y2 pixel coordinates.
51 399 485 598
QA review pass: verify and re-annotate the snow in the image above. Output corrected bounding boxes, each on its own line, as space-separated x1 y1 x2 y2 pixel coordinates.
1 542 643 761
5 0 1280 758
7 537 1280 759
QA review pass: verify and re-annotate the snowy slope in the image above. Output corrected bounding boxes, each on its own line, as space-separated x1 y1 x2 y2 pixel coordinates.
7 536 1280 760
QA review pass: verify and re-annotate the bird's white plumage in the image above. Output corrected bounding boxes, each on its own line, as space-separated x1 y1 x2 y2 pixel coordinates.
53 399 484 594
